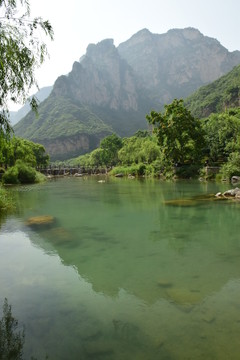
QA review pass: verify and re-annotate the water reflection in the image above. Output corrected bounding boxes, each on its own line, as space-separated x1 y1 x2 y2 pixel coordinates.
1 178 240 359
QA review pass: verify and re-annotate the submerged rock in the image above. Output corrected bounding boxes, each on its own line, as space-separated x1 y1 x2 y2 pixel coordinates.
164 199 198 207
25 215 55 227
157 279 173 288
44 227 73 243
166 288 201 305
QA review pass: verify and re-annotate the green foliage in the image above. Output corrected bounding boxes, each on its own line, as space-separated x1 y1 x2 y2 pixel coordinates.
16 160 36 184
146 99 205 165
186 65 240 118
2 160 37 184
219 152 240 180
175 164 202 179
0 186 14 212
2 166 19 184
118 136 160 165
134 130 150 138
203 109 240 163
14 96 112 141
0 0 53 135
110 163 147 177
100 133 123 166
35 171 47 184
0 135 49 168
88 148 105 167
0 298 25 359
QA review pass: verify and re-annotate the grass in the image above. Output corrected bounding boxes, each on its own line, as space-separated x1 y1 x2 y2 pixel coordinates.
0 186 15 213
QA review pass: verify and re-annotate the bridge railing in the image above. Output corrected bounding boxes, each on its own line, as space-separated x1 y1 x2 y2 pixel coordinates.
36 165 109 176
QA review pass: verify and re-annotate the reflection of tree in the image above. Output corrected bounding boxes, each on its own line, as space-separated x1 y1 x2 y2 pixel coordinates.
0 298 25 360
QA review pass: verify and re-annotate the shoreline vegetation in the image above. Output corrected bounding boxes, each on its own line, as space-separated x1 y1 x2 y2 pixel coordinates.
1 100 240 214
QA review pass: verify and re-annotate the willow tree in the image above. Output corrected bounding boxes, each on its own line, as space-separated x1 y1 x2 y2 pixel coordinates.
146 99 205 165
0 0 54 135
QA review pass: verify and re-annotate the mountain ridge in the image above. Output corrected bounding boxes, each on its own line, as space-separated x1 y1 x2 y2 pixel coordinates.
14 27 240 160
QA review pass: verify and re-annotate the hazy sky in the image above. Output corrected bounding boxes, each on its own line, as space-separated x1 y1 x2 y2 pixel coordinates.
21 0 240 97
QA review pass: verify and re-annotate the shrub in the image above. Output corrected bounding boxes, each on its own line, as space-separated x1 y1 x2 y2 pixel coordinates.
137 163 146 176
0 187 14 212
35 171 47 183
16 161 36 184
2 166 19 184
219 152 240 180
175 164 201 179
2 161 37 185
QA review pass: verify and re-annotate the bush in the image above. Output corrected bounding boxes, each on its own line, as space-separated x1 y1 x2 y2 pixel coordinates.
35 171 47 183
2 161 37 185
219 152 240 180
175 164 201 179
17 161 36 184
0 187 14 212
2 166 19 184
110 163 154 177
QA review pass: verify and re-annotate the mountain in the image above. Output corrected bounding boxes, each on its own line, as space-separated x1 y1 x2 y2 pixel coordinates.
118 27 240 104
185 64 240 118
14 28 240 160
10 86 53 126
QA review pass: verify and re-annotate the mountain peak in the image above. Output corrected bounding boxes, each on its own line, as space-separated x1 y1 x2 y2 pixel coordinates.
14 27 240 161
86 38 115 56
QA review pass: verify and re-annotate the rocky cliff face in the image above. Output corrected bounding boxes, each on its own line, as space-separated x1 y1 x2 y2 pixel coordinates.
39 133 106 161
53 39 140 111
14 27 240 160
118 28 240 103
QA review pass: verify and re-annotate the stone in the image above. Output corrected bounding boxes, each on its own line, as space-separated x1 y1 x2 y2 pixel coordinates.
166 288 201 305
25 215 55 227
164 199 197 207
235 191 240 199
157 279 173 288
231 176 240 183
223 187 240 197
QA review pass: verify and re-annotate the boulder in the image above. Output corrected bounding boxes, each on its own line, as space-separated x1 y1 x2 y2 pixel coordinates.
166 288 201 305
25 215 55 227
235 191 240 199
231 176 240 183
223 187 240 197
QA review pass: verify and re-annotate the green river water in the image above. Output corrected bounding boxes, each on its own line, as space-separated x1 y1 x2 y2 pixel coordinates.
0 177 240 359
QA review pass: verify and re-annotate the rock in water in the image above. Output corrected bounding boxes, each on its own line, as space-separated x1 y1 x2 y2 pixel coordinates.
25 215 55 227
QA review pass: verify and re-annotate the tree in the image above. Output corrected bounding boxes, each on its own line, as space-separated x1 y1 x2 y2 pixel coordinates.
220 151 240 180
146 99 205 165
203 109 240 163
0 0 54 135
0 135 49 167
118 136 160 165
100 133 122 166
